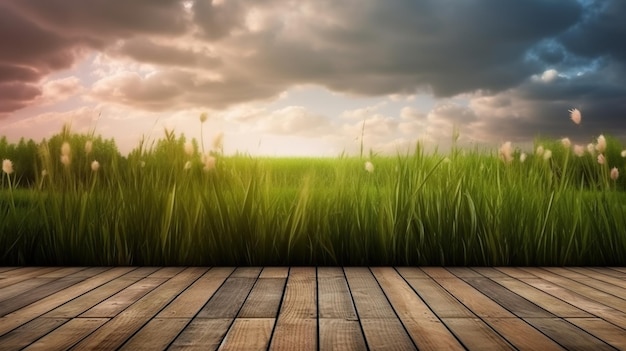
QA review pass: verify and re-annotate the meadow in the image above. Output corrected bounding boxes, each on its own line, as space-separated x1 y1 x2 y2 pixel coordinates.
2 112 626 266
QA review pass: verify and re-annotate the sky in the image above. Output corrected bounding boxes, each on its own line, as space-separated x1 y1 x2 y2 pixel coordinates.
1 0 625 156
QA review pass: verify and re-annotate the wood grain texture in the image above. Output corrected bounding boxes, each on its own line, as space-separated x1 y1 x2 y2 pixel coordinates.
0 266 625 350
371 267 464 350
22 318 109 351
0 267 133 336
218 318 274 351
269 267 317 351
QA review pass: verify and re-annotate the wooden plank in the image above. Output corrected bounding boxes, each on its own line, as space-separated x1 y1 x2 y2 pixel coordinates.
79 277 166 317
520 277 626 329
420 267 457 279
399 276 474 318
318 267 357 320
343 267 398 319
361 319 418 350
471 267 510 278
0 267 61 288
72 267 205 350
196 268 260 318
40 267 88 278
218 318 274 351
44 267 157 318
147 266 185 278
259 267 289 278
483 318 565 351
22 318 109 351
442 318 515 350
230 267 262 278
447 267 481 278
0 267 20 275
372 267 463 350
570 267 626 289
495 267 537 279
157 267 233 318
550 267 626 297
169 318 231 351
269 267 317 351
492 277 591 318
0 278 56 303
119 318 190 351
318 268 364 351
0 267 107 317
319 319 366 351
0 317 68 350
344 267 416 350
124 267 161 278
422 267 515 318
463 277 554 318
523 268 626 313
394 267 430 279
566 318 626 350
524 317 615 351
607 267 626 275
237 278 285 318
0 267 133 336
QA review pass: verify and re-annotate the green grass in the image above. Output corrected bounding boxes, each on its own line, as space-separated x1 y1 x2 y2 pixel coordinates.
1 127 626 266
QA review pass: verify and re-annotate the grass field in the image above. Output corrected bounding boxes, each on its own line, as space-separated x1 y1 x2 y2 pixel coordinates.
2 116 626 266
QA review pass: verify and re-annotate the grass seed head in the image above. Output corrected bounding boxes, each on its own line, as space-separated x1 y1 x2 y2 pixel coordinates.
587 143 595 156
561 137 571 149
596 135 607 153
499 141 513 164
91 160 100 172
41 169 48 177
520 152 527 163
621 150 626 158
61 142 71 156
85 140 93 154
203 154 216 172
199 112 208 123
569 108 581 125
536 145 544 156
61 154 71 166
365 161 374 173
611 167 619 180
184 161 192 170
543 149 552 161
573 144 585 157
597 153 605 165
2 159 13 174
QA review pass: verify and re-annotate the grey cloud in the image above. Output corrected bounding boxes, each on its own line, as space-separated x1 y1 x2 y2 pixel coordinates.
7 0 189 38
110 38 221 68
560 0 626 62
0 82 42 113
230 0 582 98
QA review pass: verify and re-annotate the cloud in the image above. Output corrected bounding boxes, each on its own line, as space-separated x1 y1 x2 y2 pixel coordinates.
108 38 221 68
40 77 84 105
0 82 41 113
2 0 625 151
250 106 332 136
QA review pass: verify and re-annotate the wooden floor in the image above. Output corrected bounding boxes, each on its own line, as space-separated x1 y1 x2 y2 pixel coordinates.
0 267 625 350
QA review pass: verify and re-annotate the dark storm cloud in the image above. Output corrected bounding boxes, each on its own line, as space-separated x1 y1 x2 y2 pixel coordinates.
2 0 626 134
560 0 626 61
234 0 583 97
